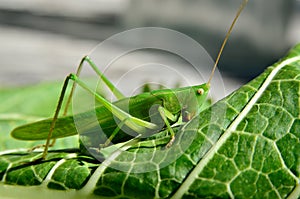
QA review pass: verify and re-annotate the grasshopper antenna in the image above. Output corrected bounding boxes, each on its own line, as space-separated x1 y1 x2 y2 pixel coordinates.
207 0 248 85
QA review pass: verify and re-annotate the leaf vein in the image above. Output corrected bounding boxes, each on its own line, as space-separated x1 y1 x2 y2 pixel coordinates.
171 55 300 199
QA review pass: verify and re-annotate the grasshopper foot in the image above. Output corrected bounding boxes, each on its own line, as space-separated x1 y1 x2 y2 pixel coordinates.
28 139 56 154
166 135 175 148
28 144 46 152
99 141 111 149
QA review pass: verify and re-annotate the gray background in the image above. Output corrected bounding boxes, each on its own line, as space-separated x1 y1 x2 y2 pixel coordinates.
0 0 299 98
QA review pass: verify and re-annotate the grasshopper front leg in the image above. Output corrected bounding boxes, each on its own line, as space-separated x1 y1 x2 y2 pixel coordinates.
158 106 178 148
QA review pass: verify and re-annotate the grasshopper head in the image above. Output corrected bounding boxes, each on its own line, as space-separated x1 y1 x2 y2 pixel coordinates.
151 83 210 122
180 83 210 122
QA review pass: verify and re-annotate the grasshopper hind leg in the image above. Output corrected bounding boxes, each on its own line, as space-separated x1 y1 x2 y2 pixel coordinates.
35 56 126 160
63 55 125 115
41 74 74 159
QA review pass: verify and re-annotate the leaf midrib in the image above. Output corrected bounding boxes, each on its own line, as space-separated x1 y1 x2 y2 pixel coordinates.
171 55 300 199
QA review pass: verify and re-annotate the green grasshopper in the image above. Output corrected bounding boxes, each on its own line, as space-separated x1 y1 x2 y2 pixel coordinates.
11 0 248 160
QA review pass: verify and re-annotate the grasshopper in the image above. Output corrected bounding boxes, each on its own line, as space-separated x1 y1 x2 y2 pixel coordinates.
11 0 248 160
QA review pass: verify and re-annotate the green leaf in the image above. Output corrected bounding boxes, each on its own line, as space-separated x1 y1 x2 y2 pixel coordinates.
0 44 300 198
0 81 79 151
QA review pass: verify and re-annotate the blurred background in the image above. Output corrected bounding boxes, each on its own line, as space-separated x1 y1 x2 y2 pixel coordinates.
0 0 299 96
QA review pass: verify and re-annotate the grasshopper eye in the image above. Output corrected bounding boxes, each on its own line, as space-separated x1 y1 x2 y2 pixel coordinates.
197 88 204 95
